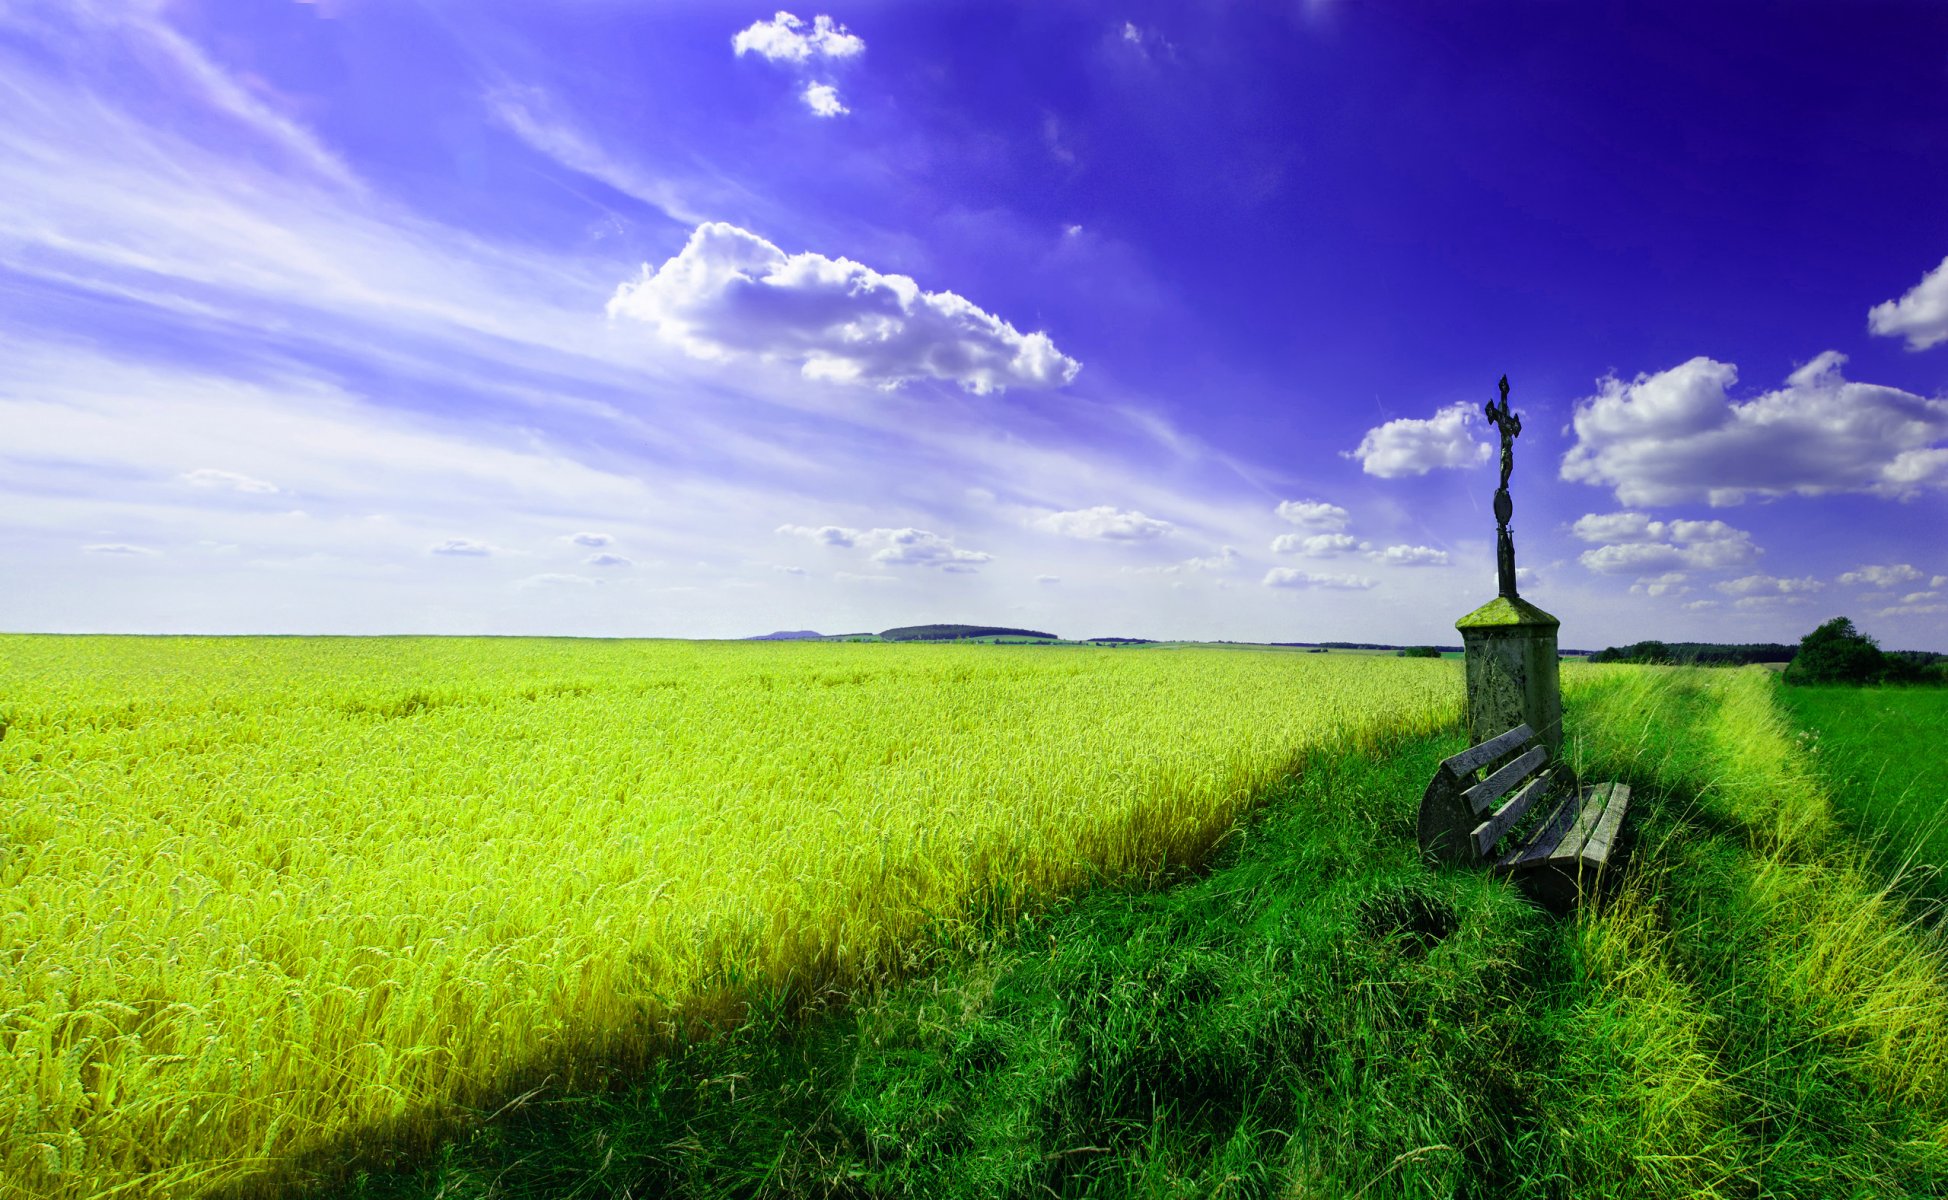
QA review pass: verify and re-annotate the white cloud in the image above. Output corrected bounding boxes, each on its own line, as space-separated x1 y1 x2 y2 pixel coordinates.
430 538 497 556
835 570 897 585
1716 574 1824 596
868 527 991 570
1038 505 1173 541
772 564 807 575
1630 572 1691 598
801 81 848 117
83 543 157 556
1275 499 1350 531
1878 602 1948 617
1271 532 1361 557
1561 353 1948 505
569 531 613 547
1123 21 1143 44
182 467 279 494
1868 254 1948 351
609 223 1081 394
1577 518 1757 575
1263 568 1378 590
778 523 989 570
1935 575 1948 589
518 573 596 588
1374 544 1449 567
1036 574 1060 585
776 523 860 547
732 12 865 63
1899 590 1941 604
1838 563 1923 587
585 553 633 567
1140 546 1243 576
1570 511 1660 543
1346 403 1491 478
1683 599 1722 611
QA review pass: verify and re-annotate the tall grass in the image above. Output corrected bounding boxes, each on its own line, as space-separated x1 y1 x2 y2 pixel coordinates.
0 635 1457 1200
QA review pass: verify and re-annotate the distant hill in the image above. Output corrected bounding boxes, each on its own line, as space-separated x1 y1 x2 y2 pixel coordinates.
746 630 826 641
879 623 1060 642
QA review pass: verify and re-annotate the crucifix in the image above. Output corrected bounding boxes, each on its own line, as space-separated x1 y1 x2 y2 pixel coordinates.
1484 374 1522 598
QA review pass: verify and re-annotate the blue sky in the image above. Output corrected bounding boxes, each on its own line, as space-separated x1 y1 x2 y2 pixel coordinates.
4 0 1946 649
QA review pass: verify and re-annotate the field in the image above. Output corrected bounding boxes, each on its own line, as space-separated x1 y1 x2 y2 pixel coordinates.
0 636 1459 1200
7 640 1948 1199
1776 684 1948 904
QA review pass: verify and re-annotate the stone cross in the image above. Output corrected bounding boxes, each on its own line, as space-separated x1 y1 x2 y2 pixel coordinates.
1483 374 1522 597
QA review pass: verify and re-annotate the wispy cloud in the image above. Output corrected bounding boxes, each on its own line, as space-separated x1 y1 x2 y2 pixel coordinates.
1263 568 1377 590
183 468 279 494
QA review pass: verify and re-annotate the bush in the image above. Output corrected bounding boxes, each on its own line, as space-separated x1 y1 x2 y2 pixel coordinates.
1395 646 1442 658
1785 617 1885 685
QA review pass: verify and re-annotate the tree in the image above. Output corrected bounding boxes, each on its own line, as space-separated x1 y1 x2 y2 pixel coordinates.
1786 617 1885 685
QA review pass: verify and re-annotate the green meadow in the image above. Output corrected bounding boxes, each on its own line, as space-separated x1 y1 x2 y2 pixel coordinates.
1777 685 1948 907
4 640 1946 1199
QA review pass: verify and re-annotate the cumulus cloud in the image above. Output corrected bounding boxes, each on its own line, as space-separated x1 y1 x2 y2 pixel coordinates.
732 12 865 63
569 531 612 547
1868 254 1948 351
1935 575 1948 589
585 553 633 567
1263 568 1378 590
609 223 1081 393
1575 516 1757 575
1716 574 1824 596
1275 499 1350 530
182 467 278 494
1346 403 1491 478
1271 532 1363 557
1560 353 1948 505
1899 590 1941 604
1374 544 1450 567
1038 505 1173 540
801 81 848 117
1838 563 1922 587
430 538 497 556
1878 601 1948 616
83 543 158 556
777 523 989 570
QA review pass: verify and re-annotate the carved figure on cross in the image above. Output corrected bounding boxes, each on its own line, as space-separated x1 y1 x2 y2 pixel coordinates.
1485 374 1521 496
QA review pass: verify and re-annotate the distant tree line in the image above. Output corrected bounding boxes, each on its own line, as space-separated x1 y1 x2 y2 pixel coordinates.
878 624 1059 642
1587 640 1797 666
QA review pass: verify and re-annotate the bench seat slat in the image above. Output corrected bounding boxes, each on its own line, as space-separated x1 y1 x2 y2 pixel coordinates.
1470 770 1553 857
1462 745 1548 815
1504 783 1608 869
1576 783 1632 867
1439 723 1534 781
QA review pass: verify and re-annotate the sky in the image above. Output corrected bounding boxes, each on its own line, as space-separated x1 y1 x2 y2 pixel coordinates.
3 0 1947 650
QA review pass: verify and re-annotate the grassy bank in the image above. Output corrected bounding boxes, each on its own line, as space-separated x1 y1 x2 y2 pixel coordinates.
1775 684 1948 905
325 665 1948 1199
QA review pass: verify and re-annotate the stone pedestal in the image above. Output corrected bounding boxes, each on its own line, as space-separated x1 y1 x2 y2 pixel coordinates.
1456 594 1562 760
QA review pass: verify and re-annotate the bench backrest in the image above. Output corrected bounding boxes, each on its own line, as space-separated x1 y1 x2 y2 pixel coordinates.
1416 723 1562 865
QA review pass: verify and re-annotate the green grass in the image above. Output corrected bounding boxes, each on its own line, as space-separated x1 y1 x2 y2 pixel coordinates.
320 666 1948 1200
1776 684 1948 905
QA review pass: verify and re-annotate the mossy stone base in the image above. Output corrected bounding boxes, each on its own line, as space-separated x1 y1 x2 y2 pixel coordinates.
1456 596 1562 760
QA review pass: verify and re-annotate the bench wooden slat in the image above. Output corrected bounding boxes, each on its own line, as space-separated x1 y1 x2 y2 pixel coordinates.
1504 782 1607 868
1438 723 1534 781
1470 769 1552 857
1462 745 1548 815
1576 782 1632 866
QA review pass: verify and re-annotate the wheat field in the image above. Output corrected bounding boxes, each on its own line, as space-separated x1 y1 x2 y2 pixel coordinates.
0 635 1460 1200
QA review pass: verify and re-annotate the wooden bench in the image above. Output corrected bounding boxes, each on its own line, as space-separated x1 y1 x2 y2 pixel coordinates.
1416 723 1631 911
